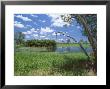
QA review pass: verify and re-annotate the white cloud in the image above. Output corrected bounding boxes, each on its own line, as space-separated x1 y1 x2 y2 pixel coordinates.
32 28 38 33
14 21 20 24
45 38 49 40
22 27 54 39
52 32 56 36
14 24 24 28
58 38 63 41
30 28 38 33
22 31 32 35
15 15 32 21
22 28 38 35
14 21 24 28
42 20 46 23
33 34 38 38
77 26 81 29
40 36 45 38
30 28 35 32
40 27 54 35
31 14 38 18
27 31 31 34
47 14 70 27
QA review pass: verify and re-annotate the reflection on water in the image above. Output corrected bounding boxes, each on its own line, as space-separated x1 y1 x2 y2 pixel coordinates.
55 46 92 53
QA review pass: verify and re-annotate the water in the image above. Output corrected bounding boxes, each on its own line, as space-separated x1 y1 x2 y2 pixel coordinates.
55 46 92 53
16 46 92 53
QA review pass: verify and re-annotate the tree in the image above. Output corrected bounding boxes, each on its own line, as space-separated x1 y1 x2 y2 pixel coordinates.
61 14 97 73
14 32 25 45
76 15 97 59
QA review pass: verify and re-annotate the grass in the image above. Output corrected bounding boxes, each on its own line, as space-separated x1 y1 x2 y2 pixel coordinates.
57 43 90 48
14 51 95 76
14 43 95 76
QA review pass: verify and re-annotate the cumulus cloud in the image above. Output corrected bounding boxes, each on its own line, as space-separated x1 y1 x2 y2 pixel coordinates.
40 27 54 35
22 31 32 35
22 28 38 35
30 28 38 33
47 14 70 27
14 21 24 28
40 36 45 38
22 27 54 40
33 34 38 38
30 28 35 32
15 15 32 21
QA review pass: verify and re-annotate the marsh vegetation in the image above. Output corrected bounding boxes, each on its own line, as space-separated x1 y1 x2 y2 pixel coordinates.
14 40 95 76
14 14 97 76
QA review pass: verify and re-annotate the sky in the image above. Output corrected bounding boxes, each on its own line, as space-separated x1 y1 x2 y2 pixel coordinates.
14 14 88 43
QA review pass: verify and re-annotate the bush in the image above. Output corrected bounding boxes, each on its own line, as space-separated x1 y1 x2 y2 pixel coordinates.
25 40 56 51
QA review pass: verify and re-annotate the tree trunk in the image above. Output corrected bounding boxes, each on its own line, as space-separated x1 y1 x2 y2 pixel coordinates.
77 15 97 73
78 42 90 59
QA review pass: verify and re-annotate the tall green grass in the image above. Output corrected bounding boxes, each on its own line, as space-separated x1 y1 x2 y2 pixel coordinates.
14 51 94 76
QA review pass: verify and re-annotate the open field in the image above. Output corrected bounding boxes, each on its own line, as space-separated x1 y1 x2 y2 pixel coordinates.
14 14 97 76
14 51 95 76
14 43 95 76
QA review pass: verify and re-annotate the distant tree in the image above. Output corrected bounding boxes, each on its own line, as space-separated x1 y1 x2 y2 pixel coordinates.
14 32 25 45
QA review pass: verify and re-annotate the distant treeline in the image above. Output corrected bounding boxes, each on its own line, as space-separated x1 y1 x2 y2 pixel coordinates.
25 40 56 48
15 39 57 52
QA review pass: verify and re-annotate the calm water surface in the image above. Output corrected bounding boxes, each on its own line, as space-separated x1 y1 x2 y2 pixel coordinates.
55 46 92 53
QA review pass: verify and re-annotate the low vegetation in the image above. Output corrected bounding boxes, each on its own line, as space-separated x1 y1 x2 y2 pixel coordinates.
14 39 96 76
25 40 56 47
57 43 90 48
14 47 95 76
14 51 95 76
15 40 57 52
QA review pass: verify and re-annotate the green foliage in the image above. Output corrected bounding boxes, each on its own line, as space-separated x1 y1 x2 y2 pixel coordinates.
57 43 90 48
61 14 97 40
14 32 25 45
25 40 56 51
25 40 56 47
61 14 97 64
14 50 95 76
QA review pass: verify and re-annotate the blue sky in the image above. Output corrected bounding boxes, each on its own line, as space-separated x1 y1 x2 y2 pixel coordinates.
14 14 88 43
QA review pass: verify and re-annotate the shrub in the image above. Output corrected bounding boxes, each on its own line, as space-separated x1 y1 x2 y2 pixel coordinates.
25 40 56 51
